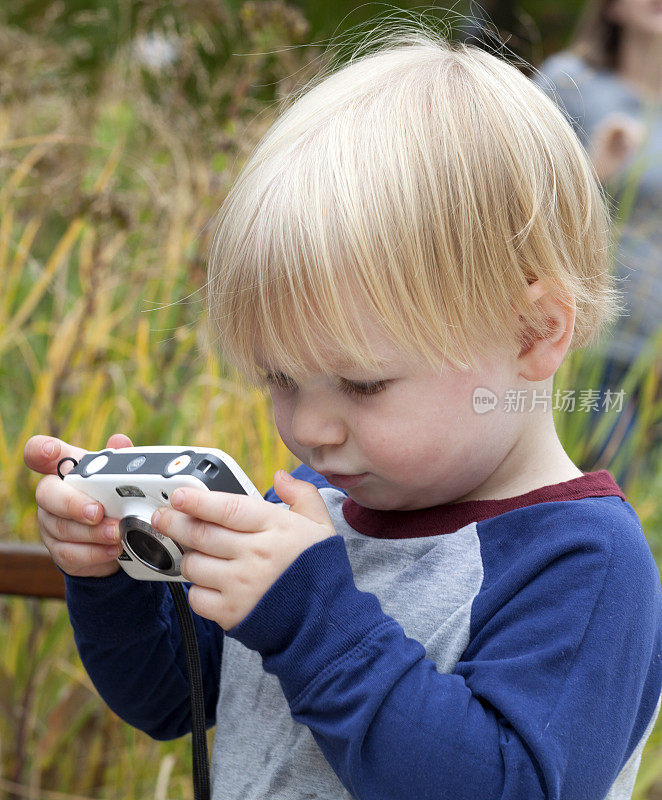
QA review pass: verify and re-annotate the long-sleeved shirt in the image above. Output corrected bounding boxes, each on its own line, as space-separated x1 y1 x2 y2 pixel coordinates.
64 467 662 799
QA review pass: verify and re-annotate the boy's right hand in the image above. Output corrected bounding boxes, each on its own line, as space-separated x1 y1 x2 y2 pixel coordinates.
23 433 135 578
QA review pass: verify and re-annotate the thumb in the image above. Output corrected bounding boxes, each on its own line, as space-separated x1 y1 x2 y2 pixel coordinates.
106 432 134 449
274 470 333 527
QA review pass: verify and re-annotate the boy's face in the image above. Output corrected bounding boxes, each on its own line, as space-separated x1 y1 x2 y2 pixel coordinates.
264 324 527 511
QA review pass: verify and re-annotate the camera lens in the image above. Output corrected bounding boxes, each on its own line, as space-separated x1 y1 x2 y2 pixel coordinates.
126 529 173 572
119 516 181 576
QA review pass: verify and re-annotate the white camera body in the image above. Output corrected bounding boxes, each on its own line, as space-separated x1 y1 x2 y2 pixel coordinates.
63 446 261 581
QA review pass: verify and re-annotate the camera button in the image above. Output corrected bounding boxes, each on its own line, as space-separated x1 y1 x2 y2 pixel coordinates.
127 456 146 472
86 454 109 475
166 454 191 475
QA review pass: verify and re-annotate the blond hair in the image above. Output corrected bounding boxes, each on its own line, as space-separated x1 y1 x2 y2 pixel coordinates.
207 19 623 386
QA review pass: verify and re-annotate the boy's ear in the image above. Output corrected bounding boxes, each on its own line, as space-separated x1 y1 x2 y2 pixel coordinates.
515 280 576 382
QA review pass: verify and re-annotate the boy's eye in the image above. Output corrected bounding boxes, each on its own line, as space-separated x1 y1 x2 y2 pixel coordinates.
339 378 387 398
264 371 388 398
264 371 297 392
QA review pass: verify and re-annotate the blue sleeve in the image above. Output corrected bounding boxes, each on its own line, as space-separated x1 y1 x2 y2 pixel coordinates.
64 568 223 740
225 507 662 800
64 483 289 740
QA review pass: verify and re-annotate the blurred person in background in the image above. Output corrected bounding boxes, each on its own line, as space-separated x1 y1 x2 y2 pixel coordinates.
531 0 662 484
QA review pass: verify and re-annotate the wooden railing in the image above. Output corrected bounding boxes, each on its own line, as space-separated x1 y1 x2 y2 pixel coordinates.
0 542 65 599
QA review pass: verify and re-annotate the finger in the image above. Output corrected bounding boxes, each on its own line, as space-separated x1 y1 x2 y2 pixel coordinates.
152 507 243 558
36 474 106 525
46 539 124 577
39 507 121 546
181 550 230 588
186 584 226 626
106 433 134 449
167 488 276 533
24 435 88 476
272 471 333 527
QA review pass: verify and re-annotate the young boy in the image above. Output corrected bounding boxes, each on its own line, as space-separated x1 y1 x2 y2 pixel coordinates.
25 26 662 800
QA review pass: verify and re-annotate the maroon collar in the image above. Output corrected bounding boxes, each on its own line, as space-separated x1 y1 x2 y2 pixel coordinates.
342 470 625 539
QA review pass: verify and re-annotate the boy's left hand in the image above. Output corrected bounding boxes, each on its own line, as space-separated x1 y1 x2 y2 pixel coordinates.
151 470 336 630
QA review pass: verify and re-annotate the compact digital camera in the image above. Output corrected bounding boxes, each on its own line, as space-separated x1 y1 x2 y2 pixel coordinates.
63 447 261 581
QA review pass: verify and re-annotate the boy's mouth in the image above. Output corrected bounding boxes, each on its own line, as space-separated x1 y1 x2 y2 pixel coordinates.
321 472 369 489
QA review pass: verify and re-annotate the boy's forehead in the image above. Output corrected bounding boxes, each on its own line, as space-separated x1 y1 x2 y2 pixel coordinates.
251 311 518 378
253 315 405 373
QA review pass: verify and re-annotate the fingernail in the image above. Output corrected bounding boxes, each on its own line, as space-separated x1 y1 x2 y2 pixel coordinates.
279 470 293 482
43 441 55 457
106 545 122 558
104 523 119 543
84 504 100 521
171 490 184 508
151 510 162 527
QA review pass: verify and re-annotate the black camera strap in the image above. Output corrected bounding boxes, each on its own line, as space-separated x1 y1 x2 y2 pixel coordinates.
168 583 211 800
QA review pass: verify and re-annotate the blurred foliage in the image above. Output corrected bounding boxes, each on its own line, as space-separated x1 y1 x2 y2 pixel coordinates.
0 0 595 90
0 4 314 797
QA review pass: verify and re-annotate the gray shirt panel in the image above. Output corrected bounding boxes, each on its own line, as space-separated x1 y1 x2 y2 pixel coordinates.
208 487 657 799
210 488 483 799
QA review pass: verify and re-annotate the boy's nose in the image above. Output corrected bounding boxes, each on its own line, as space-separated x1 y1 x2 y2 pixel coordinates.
290 398 348 449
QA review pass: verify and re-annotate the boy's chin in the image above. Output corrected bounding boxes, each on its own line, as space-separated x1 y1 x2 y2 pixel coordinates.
346 481 458 512
343 483 385 509
345 484 415 512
